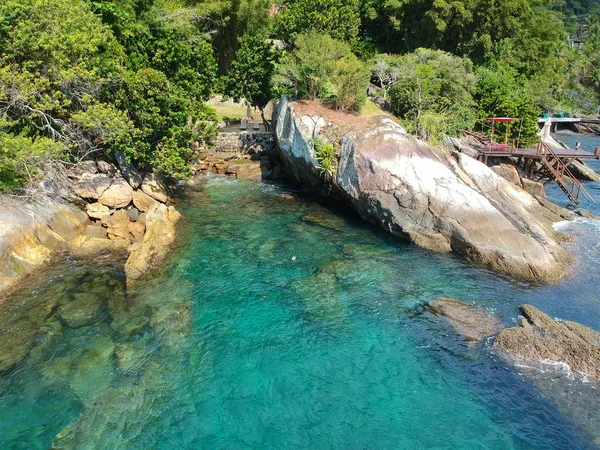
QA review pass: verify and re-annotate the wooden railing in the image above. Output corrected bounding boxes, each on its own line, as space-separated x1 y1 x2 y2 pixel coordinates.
537 143 596 205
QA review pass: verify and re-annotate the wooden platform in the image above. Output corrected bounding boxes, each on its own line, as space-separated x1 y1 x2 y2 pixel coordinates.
477 146 600 160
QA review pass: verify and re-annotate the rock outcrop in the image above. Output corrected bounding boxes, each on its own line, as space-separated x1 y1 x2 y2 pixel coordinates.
275 98 572 282
124 203 181 286
428 297 504 342
0 160 182 297
494 305 600 380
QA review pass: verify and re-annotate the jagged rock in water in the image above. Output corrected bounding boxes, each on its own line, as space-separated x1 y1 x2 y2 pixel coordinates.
125 203 181 285
494 305 600 380
568 159 600 182
274 97 572 282
428 297 504 342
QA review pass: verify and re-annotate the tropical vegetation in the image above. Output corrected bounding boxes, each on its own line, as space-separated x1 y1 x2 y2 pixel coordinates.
2 0 600 190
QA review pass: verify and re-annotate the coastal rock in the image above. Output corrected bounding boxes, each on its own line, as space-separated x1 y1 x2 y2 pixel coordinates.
521 178 546 199
97 160 117 177
491 164 522 187
275 98 571 282
103 209 132 240
35 223 68 251
115 151 143 189
568 159 600 182
428 297 504 342
70 235 130 257
48 204 87 241
98 177 134 209
132 190 158 213
71 173 112 200
124 203 181 285
141 173 168 203
83 224 108 239
494 305 600 380
86 202 111 220
226 159 263 180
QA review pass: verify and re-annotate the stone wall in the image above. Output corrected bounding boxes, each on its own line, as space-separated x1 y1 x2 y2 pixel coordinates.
214 132 274 155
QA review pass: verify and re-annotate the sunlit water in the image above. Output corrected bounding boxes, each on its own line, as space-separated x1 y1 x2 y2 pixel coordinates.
1 139 600 449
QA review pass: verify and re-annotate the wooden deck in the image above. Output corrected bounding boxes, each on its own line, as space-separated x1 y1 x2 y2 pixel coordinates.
477 146 600 160
463 130 599 204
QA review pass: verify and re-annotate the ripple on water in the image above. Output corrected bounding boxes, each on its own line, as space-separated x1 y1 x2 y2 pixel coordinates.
0 178 599 449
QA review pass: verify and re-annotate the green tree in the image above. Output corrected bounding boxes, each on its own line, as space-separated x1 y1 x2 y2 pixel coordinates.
224 35 280 130
275 32 369 112
274 0 361 44
388 48 477 140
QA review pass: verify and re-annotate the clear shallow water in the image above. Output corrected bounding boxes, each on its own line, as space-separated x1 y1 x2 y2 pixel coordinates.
0 170 600 449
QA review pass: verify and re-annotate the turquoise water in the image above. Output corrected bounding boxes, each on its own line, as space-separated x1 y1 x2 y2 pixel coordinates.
1 166 600 448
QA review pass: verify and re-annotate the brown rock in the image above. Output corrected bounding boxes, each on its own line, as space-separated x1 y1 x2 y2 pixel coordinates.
70 235 131 257
84 224 108 239
132 190 158 213
103 209 132 240
128 221 146 241
521 178 546 199
35 223 67 251
124 203 180 285
141 173 168 203
47 207 87 242
494 305 600 380
226 159 263 180
86 202 112 220
429 297 504 342
491 164 522 187
71 173 112 200
98 177 134 208
97 160 117 177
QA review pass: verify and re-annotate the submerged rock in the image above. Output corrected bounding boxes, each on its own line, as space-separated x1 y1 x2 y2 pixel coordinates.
57 293 105 328
0 320 39 372
275 97 572 282
428 297 504 342
302 211 346 231
494 305 600 380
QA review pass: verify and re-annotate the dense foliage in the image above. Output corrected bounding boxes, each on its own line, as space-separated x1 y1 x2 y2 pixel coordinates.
2 0 600 190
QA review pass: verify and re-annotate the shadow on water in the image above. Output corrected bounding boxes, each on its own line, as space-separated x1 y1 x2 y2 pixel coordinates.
0 176 599 449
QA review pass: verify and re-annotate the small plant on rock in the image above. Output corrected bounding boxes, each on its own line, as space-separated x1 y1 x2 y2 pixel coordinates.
311 137 338 178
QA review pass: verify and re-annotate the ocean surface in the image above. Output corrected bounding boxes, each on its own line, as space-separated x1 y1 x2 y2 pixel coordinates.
0 135 599 449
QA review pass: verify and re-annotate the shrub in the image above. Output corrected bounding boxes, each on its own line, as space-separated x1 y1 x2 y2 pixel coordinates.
312 137 338 177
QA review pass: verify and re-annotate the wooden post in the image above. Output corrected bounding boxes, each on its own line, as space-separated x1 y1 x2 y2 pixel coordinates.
595 147 600 158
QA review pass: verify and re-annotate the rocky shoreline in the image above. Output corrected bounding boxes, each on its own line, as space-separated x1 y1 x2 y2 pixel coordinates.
0 158 180 298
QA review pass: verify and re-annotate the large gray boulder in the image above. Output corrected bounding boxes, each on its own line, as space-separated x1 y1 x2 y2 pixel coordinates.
275 98 572 282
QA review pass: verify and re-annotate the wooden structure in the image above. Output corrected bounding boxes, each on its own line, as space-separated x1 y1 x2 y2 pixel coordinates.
464 120 599 204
